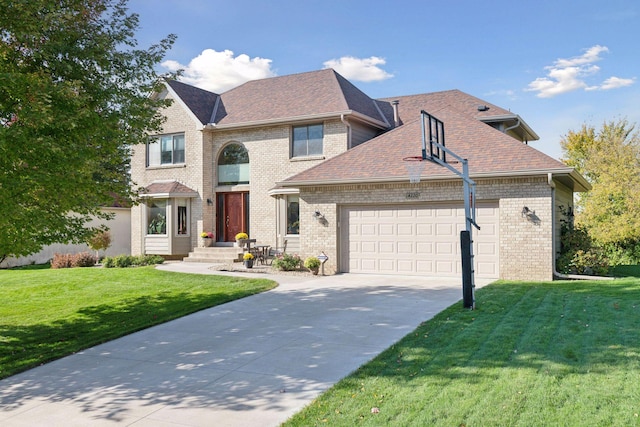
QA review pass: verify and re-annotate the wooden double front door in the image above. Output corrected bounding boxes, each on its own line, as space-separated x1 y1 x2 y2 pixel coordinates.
217 192 249 242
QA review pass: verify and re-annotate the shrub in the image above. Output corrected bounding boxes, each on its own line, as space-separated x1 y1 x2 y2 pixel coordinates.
72 252 97 267
304 256 321 269
557 207 609 275
51 253 73 269
101 254 165 268
51 252 97 268
271 253 302 271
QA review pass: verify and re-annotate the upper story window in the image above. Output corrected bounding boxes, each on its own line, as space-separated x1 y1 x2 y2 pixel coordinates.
218 143 249 185
292 124 323 158
147 133 185 167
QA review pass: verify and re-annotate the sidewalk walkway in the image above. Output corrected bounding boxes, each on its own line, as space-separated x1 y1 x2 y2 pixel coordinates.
0 263 491 426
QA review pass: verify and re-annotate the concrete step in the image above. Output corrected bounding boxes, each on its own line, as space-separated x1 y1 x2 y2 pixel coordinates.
183 246 243 263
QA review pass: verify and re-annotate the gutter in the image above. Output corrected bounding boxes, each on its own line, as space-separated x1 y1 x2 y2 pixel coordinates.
278 168 583 188
548 172 613 281
205 110 389 131
479 114 539 141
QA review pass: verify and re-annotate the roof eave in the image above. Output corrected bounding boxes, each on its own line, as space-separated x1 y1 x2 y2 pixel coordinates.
279 168 590 190
205 110 389 131
479 114 539 141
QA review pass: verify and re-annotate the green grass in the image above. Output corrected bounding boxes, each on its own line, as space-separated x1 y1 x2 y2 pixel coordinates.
284 279 640 426
0 266 276 379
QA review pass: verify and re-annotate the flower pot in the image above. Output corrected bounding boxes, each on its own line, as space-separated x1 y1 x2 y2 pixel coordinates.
200 238 213 247
244 259 254 268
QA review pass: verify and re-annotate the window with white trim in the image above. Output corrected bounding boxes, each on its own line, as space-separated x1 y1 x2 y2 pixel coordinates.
286 195 299 235
146 200 167 235
176 199 189 235
292 124 323 157
147 133 185 166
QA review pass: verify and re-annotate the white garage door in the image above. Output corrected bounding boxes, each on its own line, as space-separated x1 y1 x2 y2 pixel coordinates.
341 202 499 278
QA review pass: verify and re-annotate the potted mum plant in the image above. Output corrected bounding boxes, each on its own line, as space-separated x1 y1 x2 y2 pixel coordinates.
235 232 249 247
304 256 321 275
243 252 255 268
200 231 214 247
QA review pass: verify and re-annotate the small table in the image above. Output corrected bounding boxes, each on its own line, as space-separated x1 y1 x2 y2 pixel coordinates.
252 245 270 265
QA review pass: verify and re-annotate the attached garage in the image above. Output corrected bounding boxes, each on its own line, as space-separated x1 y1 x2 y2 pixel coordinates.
340 202 499 278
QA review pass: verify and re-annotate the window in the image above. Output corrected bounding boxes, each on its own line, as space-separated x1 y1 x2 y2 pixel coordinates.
287 195 299 235
147 133 185 166
147 200 167 235
218 143 249 185
292 124 323 157
176 199 188 235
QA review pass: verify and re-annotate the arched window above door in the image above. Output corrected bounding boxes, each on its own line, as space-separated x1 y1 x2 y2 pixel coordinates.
218 143 250 185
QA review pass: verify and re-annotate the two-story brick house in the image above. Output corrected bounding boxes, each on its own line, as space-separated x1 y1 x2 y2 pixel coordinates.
130 68 589 281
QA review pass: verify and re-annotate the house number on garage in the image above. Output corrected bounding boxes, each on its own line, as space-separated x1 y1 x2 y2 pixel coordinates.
406 192 420 199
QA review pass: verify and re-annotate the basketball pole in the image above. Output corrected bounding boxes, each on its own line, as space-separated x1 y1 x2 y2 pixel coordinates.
419 111 480 309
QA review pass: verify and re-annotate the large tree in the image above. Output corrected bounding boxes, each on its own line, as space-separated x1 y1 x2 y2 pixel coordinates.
561 119 640 245
0 0 175 262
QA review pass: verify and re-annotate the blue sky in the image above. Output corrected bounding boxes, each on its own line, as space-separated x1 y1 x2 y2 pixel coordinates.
129 0 638 160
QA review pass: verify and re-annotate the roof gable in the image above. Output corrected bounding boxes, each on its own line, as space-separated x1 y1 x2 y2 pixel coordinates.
166 80 219 125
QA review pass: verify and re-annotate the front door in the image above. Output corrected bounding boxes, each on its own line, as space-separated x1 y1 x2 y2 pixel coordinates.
218 192 248 242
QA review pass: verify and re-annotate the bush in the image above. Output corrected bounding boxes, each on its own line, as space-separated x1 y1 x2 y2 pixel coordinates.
51 252 97 268
73 252 98 267
51 253 73 269
101 254 165 268
304 256 321 269
271 253 302 271
557 208 609 275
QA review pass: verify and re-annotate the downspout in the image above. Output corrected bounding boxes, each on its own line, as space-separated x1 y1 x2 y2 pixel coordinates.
504 117 522 142
341 114 352 149
548 173 613 281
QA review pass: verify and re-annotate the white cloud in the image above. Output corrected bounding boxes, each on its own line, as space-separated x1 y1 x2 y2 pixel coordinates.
525 45 635 98
323 56 393 82
593 76 636 91
161 49 277 93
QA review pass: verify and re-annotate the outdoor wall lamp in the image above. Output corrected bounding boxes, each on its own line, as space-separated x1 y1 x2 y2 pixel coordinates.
206 198 213 206
312 210 324 221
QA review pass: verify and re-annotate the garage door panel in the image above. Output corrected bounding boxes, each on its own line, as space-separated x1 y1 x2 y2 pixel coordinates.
397 241 413 253
417 242 433 254
342 203 499 278
379 241 395 253
436 223 454 236
397 224 413 235
361 241 376 253
361 224 376 235
416 223 433 236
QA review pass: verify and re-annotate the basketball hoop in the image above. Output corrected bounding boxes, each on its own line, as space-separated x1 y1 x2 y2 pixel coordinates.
403 156 426 183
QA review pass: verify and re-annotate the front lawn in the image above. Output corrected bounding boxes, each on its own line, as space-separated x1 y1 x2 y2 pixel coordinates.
0 266 276 379
284 278 640 426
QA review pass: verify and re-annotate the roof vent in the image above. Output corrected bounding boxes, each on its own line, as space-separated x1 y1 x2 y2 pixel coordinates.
477 105 490 112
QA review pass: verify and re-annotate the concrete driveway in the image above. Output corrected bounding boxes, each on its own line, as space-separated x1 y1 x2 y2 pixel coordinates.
0 263 493 426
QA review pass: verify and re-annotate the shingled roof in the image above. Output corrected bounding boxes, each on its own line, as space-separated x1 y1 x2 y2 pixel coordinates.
210 69 388 128
166 69 389 128
166 80 220 125
280 106 588 191
142 181 198 197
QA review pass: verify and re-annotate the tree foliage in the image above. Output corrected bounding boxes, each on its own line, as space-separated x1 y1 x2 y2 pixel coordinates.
561 119 640 246
0 0 175 261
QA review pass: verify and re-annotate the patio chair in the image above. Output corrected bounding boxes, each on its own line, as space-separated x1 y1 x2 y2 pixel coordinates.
267 239 287 265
